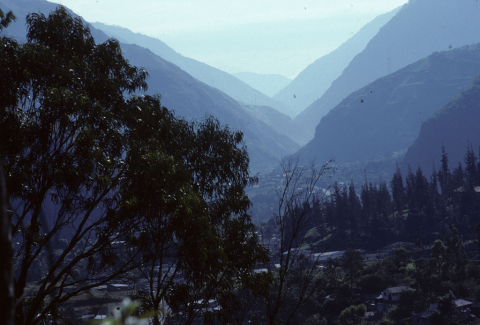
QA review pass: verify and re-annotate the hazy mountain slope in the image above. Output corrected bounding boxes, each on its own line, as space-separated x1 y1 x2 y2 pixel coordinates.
1 0 299 173
91 22 294 117
0 0 110 44
275 7 400 118
121 44 300 171
402 75 480 176
296 44 480 165
239 104 312 146
295 0 480 136
0 0 56 42
232 72 291 98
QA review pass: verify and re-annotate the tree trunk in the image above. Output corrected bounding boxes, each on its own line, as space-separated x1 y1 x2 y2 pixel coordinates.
0 159 15 325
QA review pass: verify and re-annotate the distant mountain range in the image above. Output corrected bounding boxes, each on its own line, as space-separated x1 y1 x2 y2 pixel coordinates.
0 0 299 173
402 74 480 176
232 72 291 98
296 44 480 166
5 0 480 177
274 7 400 118
120 44 300 171
91 22 294 118
295 0 480 136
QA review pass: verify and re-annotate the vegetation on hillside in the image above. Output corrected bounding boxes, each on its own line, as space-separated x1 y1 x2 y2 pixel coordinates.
256 145 480 324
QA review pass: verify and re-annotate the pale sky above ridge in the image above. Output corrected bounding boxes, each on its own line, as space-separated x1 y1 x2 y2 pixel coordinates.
48 0 408 78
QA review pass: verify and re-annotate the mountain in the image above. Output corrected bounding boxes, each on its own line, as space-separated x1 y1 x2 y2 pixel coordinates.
120 44 300 171
296 44 480 166
91 22 294 117
295 0 480 136
239 104 312 146
0 0 56 42
0 0 300 173
402 75 480 176
232 72 291 98
0 0 109 44
274 7 400 118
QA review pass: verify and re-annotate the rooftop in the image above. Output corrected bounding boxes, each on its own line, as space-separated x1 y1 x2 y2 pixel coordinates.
384 286 410 294
455 299 473 308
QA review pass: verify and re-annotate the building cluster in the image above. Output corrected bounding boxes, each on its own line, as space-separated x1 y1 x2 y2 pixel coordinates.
257 239 480 324
363 287 480 324
259 238 419 268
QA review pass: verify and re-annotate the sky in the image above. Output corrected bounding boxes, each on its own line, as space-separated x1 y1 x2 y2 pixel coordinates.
48 0 408 79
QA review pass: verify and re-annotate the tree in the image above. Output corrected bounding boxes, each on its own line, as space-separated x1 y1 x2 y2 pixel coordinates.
388 289 423 324
390 164 406 212
0 7 267 324
266 157 331 325
463 144 477 190
443 226 468 296
438 145 452 197
0 7 14 30
0 7 153 324
114 98 196 325
347 180 361 233
0 157 14 325
430 291 456 325
0 9 17 325
341 247 365 292
474 221 480 256
122 113 269 324
338 304 366 325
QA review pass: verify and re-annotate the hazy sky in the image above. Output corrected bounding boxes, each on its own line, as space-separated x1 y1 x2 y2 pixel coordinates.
48 0 408 78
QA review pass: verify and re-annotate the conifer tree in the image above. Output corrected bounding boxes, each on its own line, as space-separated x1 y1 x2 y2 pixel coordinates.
347 181 361 232
464 144 478 189
405 165 417 210
452 162 465 192
438 145 452 197
390 164 406 212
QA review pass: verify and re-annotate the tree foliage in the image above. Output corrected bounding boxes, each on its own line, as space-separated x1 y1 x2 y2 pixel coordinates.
0 8 16 325
258 145 480 323
0 6 267 324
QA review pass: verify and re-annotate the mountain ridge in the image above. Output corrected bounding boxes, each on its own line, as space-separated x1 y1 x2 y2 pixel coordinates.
0 0 299 173
92 22 295 117
402 74 480 176
296 43 480 166
274 7 400 118
239 103 312 146
295 0 480 136
232 72 291 98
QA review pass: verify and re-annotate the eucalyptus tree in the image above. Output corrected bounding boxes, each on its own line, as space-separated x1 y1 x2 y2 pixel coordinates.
0 6 267 325
120 111 269 325
0 9 17 325
0 7 152 324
